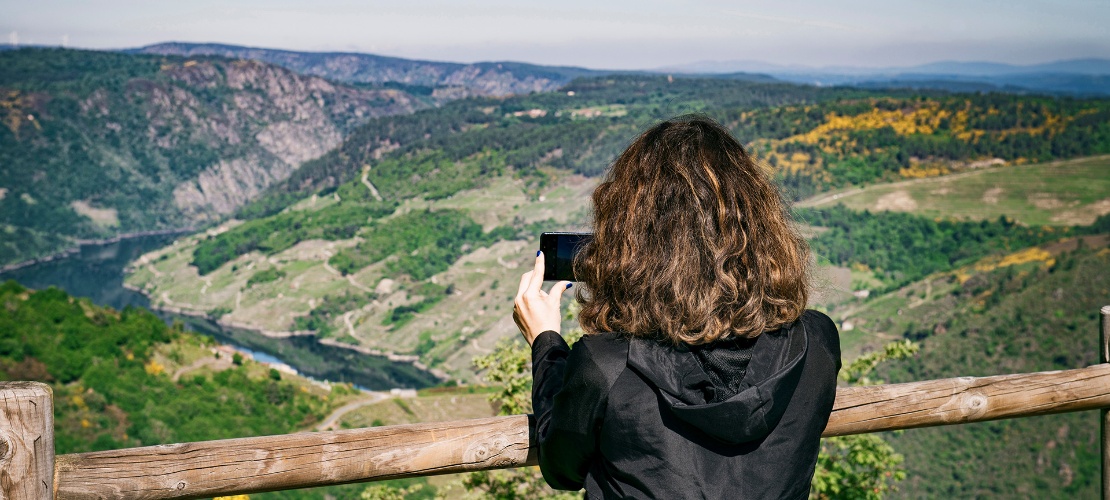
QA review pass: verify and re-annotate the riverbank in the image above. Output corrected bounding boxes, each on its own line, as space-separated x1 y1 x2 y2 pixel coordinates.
125 281 451 382
4 231 445 389
1 228 195 273
122 282 317 337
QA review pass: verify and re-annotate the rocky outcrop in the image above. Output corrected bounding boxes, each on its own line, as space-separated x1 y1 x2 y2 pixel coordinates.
0 48 431 265
139 58 424 220
173 155 292 217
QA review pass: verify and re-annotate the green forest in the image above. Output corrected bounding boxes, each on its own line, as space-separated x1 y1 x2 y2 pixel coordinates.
800 205 1110 288
873 246 1110 498
0 280 335 453
0 280 434 499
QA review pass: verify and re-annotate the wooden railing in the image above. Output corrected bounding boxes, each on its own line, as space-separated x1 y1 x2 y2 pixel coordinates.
2 306 1108 499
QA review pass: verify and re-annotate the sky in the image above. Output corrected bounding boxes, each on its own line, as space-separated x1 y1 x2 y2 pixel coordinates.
3 0 1108 70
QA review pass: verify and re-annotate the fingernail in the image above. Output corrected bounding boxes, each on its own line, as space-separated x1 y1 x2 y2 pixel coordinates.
566 283 573 289
536 250 541 257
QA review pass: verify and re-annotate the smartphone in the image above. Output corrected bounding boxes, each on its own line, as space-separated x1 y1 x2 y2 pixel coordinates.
539 232 592 281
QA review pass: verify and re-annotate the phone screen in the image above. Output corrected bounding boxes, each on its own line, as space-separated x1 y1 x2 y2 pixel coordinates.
539 232 592 281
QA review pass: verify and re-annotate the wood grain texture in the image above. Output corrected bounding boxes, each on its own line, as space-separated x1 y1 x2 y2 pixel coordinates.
53 365 1110 499
825 364 1110 436
55 415 532 500
0 382 54 500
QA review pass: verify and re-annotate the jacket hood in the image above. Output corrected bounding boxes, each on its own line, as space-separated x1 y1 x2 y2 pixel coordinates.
626 320 808 444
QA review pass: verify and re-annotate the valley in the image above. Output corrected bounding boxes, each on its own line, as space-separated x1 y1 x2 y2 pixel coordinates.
3 45 1110 498
125 172 596 381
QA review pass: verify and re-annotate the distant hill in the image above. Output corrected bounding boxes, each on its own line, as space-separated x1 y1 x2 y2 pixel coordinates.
661 57 1110 77
130 42 609 99
660 58 1110 96
0 47 428 266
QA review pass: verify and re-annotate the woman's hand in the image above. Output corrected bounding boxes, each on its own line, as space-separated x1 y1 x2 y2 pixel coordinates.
514 251 572 346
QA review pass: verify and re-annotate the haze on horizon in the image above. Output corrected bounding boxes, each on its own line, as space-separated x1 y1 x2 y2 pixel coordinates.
2 0 1108 70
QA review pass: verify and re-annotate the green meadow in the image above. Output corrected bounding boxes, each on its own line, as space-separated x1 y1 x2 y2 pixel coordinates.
800 156 1110 226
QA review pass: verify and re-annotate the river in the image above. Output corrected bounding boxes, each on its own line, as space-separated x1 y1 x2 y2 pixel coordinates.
0 234 439 390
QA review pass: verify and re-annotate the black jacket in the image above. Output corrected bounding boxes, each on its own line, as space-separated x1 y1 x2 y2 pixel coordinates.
531 310 841 499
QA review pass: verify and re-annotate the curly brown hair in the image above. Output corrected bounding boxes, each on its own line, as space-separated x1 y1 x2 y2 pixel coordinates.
574 115 809 344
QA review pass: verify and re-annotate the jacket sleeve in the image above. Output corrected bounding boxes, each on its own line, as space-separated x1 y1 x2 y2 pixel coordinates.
531 330 609 491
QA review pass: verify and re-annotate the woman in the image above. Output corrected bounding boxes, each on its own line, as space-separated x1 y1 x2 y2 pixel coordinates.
513 115 841 499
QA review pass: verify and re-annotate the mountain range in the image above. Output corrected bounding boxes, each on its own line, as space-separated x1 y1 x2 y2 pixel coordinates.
129 42 607 100
660 58 1110 95
661 58 1110 76
135 43 1110 96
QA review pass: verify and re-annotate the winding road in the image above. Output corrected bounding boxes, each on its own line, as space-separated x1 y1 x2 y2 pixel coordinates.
315 392 390 431
361 165 384 201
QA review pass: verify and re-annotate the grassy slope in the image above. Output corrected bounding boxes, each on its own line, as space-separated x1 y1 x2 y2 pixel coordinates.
799 155 1110 226
0 280 438 499
125 172 594 381
0 280 368 452
823 243 1109 498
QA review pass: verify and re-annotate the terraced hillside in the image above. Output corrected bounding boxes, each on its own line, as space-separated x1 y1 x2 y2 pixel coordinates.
126 76 1110 386
127 172 595 380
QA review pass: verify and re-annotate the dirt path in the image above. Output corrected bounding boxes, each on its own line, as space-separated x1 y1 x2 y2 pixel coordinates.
343 311 357 337
795 169 989 208
361 165 384 201
908 278 933 309
346 275 374 293
315 392 390 431
172 356 228 382
471 338 491 354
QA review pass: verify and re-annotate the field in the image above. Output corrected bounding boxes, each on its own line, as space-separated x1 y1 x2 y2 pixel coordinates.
799 156 1110 226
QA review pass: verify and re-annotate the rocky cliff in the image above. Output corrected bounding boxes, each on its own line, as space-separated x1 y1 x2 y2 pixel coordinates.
0 48 427 265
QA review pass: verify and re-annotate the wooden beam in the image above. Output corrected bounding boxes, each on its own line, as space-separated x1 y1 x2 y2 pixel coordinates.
55 414 533 500
825 363 1110 436
0 382 54 500
1101 305 1110 500
55 364 1110 500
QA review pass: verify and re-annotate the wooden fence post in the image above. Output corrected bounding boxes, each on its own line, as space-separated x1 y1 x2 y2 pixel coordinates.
0 382 55 500
1101 305 1109 500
